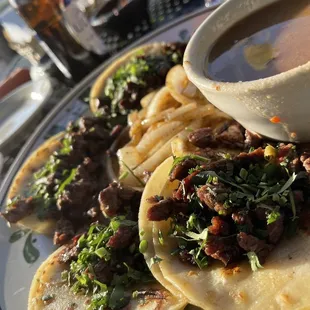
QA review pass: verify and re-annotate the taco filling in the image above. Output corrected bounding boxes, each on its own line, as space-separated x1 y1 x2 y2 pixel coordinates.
1 116 121 243
147 143 310 270
58 218 151 310
30 183 184 310
95 43 186 119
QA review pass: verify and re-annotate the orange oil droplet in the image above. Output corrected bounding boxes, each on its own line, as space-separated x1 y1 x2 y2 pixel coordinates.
270 116 281 123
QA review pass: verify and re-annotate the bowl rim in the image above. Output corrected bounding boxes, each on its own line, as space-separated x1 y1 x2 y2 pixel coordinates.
183 0 310 93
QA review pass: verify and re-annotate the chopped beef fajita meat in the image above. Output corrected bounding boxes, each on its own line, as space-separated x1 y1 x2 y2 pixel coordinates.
267 215 284 244
205 235 241 266
107 226 136 249
237 232 273 264
208 216 230 236
53 217 75 245
169 158 198 181
244 130 262 148
147 197 188 221
99 182 142 218
1 197 35 223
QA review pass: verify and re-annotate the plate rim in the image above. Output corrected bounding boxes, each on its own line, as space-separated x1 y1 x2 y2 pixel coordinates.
0 79 53 151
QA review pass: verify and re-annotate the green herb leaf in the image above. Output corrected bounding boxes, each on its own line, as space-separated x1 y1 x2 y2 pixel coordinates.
158 230 164 246
185 228 208 242
170 155 210 174
289 189 297 221
23 233 40 264
150 256 163 267
56 168 77 197
139 240 148 254
239 168 248 180
95 247 111 260
120 160 145 187
267 210 281 225
108 285 126 310
277 173 297 194
9 229 30 243
247 251 263 272
119 171 129 181
188 165 202 174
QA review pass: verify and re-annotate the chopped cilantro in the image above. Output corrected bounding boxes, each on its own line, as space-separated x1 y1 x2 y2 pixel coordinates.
150 256 163 267
139 240 148 253
66 218 151 310
158 230 164 246
170 154 210 174
267 210 281 225
247 252 264 272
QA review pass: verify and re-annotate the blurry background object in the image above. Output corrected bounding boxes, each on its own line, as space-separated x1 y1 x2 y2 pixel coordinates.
0 75 52 154
2 22 45 65
8 0 108 82
0 68 30 100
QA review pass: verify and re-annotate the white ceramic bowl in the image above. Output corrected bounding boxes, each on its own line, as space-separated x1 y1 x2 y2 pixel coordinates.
184 0 310 142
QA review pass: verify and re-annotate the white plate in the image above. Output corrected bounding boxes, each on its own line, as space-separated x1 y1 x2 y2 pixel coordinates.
0 79 52 154
0 5 222 310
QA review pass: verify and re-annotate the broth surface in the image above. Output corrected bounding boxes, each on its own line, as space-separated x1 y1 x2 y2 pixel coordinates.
207 0 310 82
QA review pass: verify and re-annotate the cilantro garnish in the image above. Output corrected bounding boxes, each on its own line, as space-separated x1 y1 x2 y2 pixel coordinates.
170 154 210 174
150 256 163 267
167 144 308 272
66 218 151 310
247 252 264 272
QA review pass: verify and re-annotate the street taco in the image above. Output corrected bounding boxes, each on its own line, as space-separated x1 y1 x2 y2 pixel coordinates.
89 42 186 116
2 132 64 234
1 116 117 239
28 218 187 310
140 144 310 309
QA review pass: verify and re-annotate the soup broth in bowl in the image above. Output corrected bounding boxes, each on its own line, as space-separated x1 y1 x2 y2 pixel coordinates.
207 0 310 82
184 0 310 142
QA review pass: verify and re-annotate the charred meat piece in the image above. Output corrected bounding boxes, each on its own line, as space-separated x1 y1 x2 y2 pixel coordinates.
196 184 230 215
188 127 215 148
244 130 262 149
99 182 142 218
75 157 100 181
147 197 188 221
215 123 245 148
173 170 201 201
169 158 198 181
237 232 273 264
57 180 97 220
58 243 79 264
99 183 122 217
254 207 267 221
107 226 136 249
93 260 113 284
53 217 75 245
267 215 284 244
237 147 264 162
178 249 196 265
1 197 35 223
232 211 254 233
188 123 245 149
204 235 241 265
300 151 310 174
208 216 230 236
